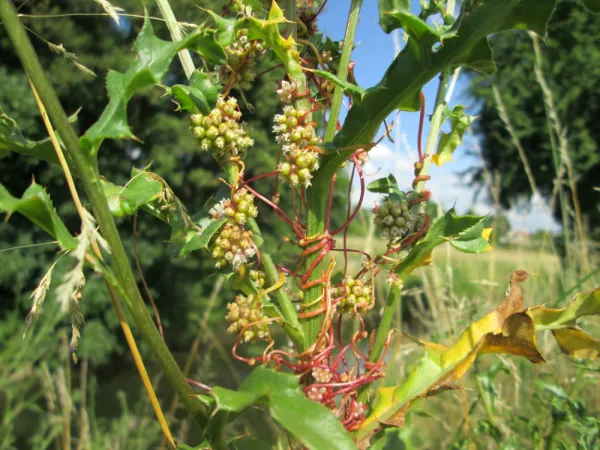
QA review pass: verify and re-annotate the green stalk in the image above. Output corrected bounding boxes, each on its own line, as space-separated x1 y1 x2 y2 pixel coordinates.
357 70 451 404
324 0 363 141
303 0 364 347
367 284 401 365
222 163 304 349
0 0 207 429
412 70 450 198
261 253 304 347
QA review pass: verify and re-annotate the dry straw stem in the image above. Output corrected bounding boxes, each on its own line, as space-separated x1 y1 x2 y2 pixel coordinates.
154 0 195 79
529 32 591 273
491 84 539 198
28 78 177 450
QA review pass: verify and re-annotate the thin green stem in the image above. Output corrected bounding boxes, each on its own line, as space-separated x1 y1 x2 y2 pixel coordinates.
154 0 195 79
302 0 364 348
221 163 304 349
0 0 207 429
412 70 451 198
324 0 363 141
261 253 304 348
357 283 401 403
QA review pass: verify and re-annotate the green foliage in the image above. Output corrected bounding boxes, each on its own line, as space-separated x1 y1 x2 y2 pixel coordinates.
395 210 492 277
168 71 222 115
80 16 225 154
366 174 405 197
0 181 76 250
468 0 600 231
209 366 356 450
180 217 227 256
0 113 61 165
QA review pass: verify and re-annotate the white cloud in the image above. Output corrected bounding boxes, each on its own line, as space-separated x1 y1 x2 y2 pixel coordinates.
348 143 560 233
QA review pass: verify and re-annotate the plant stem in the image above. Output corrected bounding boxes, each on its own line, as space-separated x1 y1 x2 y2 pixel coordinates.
324 0 363 141
412 70 451 197
369 283 400 364
0 0 207 429
222 163 304 349
29 77 176 449
106 284 177 450
356 283 401 403
154 0 195 79
303 0 364 347
261 252 305 347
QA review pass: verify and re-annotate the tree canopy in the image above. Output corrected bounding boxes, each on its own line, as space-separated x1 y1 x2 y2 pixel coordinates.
0 0 348 365
468 0 600 234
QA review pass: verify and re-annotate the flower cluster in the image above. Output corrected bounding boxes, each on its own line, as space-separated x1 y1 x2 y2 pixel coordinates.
312 367 332 383
225 294 270 342
307 386 328 403
276 80 297 103
191 97 253 160
209 188 258 225
273 105 322 186
372 197 419 242
211 223 255 271
332 277 373 314
223 29 264 91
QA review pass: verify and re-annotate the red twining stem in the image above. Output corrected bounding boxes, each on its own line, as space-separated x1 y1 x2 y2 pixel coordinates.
244 185 304 238
239 171 278 188
343 163 355 277
300 243 332 285
331 156 365 236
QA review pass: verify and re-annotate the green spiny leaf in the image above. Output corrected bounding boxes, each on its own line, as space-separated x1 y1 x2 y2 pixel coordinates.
379 0 411 34
102 174 163 217
0 181 77 250
366 174 404 196
80 17 226 154
242 2 303 80
395 209 491 277
205 9 237 46
327 0 558 175
0 113 74 169
180 217 227 256
169 71 222 114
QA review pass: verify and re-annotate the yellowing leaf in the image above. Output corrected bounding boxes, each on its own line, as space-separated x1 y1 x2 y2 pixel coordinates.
530 288 600 358
358 270 543 443
482 228 493 241
552 328 600 360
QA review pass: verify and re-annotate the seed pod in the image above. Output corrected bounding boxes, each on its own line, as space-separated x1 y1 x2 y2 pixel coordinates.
372 195 419 243
190 96 254 160
221 29 265 91
332 277 373 314
225 294 270 342
211 223 256 271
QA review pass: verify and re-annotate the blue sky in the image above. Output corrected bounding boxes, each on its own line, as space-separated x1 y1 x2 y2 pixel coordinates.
317 3 559 232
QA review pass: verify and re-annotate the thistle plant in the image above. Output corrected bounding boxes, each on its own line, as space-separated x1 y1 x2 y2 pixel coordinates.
1 0 598 449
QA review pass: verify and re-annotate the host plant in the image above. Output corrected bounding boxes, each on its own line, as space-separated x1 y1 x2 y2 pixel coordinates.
1 0 598 448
